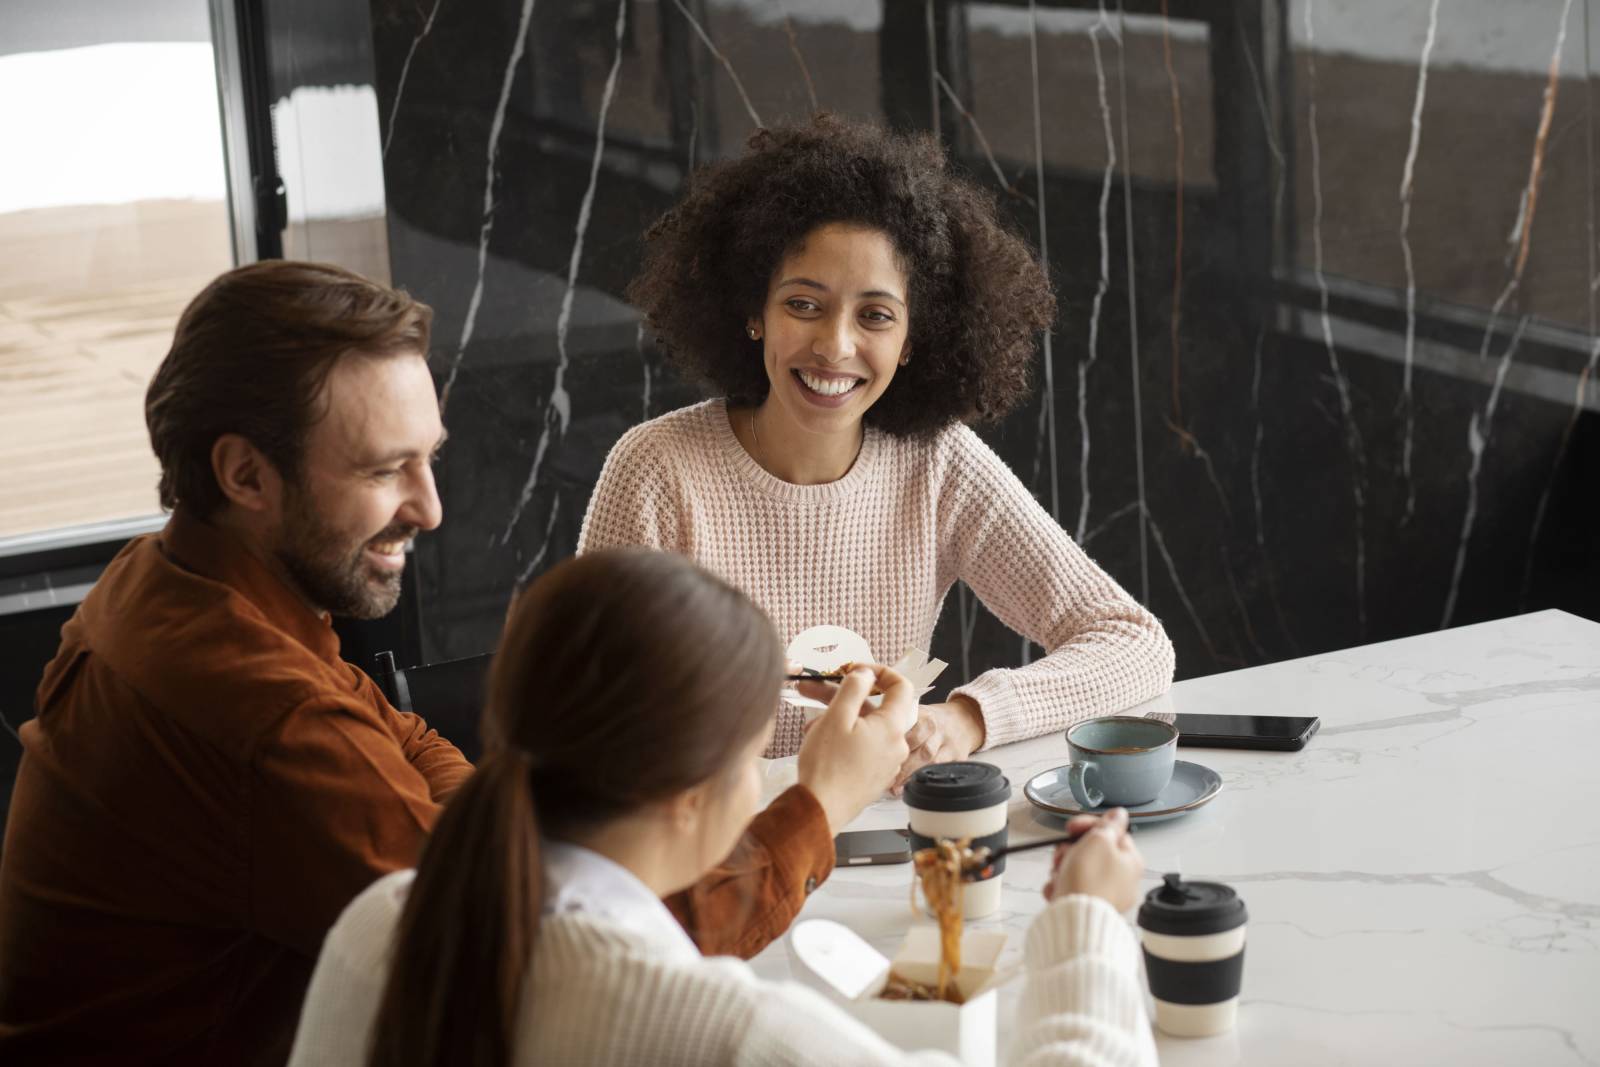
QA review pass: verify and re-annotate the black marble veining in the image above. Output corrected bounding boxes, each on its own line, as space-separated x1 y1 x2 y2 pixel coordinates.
368 0 1600 680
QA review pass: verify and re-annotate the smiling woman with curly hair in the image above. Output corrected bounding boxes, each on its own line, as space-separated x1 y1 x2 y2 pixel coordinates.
581 114 1173 786
626 115 1051 436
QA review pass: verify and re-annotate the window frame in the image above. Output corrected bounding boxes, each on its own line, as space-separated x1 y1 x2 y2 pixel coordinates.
0 0 270 571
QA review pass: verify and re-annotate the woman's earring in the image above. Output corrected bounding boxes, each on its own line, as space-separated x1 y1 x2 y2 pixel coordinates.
747 325 761 340
899 351 911 366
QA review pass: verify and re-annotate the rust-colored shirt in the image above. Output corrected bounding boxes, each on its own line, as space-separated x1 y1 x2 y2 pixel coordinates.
665 781 834 960
0 512 472 1066
0 512 836 1064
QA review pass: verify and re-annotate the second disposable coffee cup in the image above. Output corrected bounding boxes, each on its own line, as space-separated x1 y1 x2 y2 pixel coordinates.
903 761 1012 919
1137 872 1248 1037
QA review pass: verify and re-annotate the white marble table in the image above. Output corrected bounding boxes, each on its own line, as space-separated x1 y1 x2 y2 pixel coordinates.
750 609 1600 1065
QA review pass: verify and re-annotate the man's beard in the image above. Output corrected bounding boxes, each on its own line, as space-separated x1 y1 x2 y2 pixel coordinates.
276 489 416 620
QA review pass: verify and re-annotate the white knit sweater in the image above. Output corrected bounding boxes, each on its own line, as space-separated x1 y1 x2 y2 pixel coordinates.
288 866 1159 1067
577 400 1175 755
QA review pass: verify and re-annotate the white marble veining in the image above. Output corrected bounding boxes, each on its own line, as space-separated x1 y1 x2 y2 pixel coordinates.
1081 500 1139 553
933 71 1031 209
956 582 981 682
1440 313 1530 628
381 0 444 161
1111 8 1149 605
1301 0 1370 640
1442 0 1574 630
750 610 1600 1064
500 0 629 549
1396 0 1440 524
1235 25 1288 638
636 322 652 421
671 0 763 129
1521 334 1598 603
1144 508 1215 664
438 0 538 408
1075 3 1116 546
774 0 818 113
1026 0 1060 526
514 497 560 585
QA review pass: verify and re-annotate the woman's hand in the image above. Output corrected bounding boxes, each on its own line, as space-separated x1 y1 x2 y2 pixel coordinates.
795 665 917 835
1043 808 1144 913
888 696 986 794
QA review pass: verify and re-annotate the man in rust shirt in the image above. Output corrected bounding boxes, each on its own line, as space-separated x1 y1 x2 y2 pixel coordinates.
0 263 866 1066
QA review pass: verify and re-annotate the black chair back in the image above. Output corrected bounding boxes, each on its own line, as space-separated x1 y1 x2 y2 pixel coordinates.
373 651 492 764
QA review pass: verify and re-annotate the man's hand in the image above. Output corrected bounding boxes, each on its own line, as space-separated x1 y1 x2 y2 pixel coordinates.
889 694 986 794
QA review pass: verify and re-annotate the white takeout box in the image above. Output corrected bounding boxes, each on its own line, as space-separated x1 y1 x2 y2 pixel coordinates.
780 624 948 716
789 919 1008 1067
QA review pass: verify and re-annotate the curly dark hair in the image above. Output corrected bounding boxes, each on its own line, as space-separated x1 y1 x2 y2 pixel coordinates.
626 114 1056 436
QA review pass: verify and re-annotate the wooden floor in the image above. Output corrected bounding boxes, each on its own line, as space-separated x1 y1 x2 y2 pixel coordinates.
0 282 206 537
0 200 231 540
0 201 394 541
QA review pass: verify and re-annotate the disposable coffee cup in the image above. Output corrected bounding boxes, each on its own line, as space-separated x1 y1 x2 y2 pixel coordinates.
903 762 1011 919
1137 872 1248 1037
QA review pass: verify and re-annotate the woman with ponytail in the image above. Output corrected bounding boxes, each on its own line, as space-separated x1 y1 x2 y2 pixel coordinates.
288 549 1156 1067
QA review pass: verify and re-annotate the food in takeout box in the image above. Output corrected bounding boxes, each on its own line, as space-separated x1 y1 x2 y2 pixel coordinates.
788 831 1007 1064
789 919 1008 1066
779 624 948 717
910 838 969 1000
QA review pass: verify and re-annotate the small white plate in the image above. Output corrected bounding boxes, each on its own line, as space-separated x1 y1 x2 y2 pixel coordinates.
1023 759 1223 824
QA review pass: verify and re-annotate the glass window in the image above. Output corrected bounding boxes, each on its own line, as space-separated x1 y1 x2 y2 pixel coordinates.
0 0 235 540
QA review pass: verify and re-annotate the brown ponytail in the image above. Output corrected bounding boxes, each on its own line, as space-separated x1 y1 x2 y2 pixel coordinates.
367 549 782 1067
366 748 539 1067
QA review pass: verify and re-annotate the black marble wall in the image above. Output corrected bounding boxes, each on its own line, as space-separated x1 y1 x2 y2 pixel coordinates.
369 0 1599 681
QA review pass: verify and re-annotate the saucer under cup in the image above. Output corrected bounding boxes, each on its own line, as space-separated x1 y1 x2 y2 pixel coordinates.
1023 760 1223 824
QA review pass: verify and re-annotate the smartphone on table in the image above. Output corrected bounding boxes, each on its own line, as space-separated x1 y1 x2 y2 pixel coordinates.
835 828 912 866
1174 713 1320 752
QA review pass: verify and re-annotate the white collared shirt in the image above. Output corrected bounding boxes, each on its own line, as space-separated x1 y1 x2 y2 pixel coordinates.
291 856 1154 1066
539 839 701 962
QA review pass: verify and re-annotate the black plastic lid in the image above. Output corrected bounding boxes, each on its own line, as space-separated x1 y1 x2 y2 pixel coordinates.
1138 873 1248 936
903 761 1012 812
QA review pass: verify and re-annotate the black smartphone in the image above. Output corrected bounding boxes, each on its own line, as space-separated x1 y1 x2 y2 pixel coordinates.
835 828 912 866
1174 712 1320 752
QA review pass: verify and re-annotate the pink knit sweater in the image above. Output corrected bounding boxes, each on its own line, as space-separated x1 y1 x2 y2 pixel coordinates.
577 399 1175 755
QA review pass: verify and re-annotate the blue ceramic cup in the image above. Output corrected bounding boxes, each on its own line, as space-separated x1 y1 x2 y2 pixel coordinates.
1065 716 1179 808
